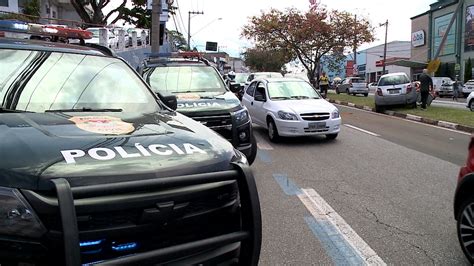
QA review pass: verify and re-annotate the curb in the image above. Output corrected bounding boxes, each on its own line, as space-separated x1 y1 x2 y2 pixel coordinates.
328 98 474 134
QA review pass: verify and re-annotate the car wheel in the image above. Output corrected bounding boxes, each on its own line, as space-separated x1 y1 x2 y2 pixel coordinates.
267 118 280 143
463 93 469 98
246 133 257 165
470 100 474 112
375 104 384 113
457 197 474 264
364 93 368 97
326 133 338 140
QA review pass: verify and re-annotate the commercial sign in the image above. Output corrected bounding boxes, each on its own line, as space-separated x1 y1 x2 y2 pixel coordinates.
411 30 425 47
465 5 474 52
433 13 456 56
375 60 384 67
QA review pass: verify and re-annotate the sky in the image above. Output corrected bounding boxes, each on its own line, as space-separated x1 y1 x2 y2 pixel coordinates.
165 0 436 57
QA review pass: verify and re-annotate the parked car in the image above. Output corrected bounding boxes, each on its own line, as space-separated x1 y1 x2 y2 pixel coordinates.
467 91 474 111
374 72 417 112
454 135 474 263
85 27 118 49
241 78 341 142
431 77 454 97
138 52 258 165
337 77 368 96
0 38 261 265
463 80 474 98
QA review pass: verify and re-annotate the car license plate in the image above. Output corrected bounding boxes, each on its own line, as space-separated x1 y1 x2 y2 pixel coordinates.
309 122 326 130
389 89 400 94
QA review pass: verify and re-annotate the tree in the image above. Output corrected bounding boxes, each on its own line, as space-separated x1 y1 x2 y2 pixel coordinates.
22 0 40 20
71 0 148 26
243 48 292 72
168 30 187 51
465 58 472 83
242 7 374 85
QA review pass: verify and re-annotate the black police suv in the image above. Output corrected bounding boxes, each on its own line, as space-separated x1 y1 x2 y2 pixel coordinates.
138 53 258 165
0 38 261 265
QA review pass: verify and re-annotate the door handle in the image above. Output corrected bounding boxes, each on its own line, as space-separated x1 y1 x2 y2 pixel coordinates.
251 102 254 105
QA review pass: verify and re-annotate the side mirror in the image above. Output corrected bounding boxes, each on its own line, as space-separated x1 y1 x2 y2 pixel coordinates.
160 94 178 111
254 94 266 102
229 83 241 93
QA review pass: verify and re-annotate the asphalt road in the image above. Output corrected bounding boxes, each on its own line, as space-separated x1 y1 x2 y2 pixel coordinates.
251 108 472 265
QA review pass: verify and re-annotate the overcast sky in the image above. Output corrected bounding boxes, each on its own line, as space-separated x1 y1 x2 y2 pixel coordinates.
110 0 436 57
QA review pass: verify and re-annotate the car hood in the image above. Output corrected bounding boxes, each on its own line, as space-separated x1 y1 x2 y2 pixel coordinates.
0 112 235 190
176 92 242 114
273 99 338 114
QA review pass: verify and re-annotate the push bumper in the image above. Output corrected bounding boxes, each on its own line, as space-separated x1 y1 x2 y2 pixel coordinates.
275 118 341 137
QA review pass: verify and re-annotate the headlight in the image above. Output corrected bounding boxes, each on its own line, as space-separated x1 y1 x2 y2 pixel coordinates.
232 149 248 165
0 187 46 238
332 110 340 119
234 109 250 125
278 111 298 120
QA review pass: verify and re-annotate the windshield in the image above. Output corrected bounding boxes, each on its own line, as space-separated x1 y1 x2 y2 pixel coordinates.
378 75 410 86
352 78 365 83
255 72 283 79
0 49 159 113
235 73 249 83
267 81 321 100
145 65 227 94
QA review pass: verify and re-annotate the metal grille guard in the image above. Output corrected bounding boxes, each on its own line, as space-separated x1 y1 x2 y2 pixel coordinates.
50 163 261 266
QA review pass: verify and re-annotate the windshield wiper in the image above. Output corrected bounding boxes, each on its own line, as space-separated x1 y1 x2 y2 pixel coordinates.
271 96 291 100
0 107 31 113
171 90 207 93
45 107 123 113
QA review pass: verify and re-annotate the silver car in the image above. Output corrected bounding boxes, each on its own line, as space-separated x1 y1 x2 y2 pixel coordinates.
374 72 417 112
336 77 368 96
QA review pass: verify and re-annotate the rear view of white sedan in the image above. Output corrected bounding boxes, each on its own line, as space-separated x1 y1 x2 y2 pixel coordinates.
242 78 341 142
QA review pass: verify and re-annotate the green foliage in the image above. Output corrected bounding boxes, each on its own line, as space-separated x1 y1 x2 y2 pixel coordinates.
22 0 40 21
465 58 472 82
167 30 187 51
243 48 292 72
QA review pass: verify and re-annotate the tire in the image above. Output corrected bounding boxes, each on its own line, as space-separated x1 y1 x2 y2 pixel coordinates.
246 133 257 165
326 133 338 140
375 104 384 113
267 118 280 143
364 93 368 97
457 196 474 264
463 93 469 98
470 100 474 112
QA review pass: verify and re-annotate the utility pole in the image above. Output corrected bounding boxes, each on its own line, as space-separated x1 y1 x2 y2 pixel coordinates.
151 0 162 53
353 15 357 68
381 20 388 75
187 11 204 50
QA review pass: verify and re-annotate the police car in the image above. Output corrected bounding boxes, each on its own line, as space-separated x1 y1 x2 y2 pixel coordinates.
0 38 261 265
137 52 258 165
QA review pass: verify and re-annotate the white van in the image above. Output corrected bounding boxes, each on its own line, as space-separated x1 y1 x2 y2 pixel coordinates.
431 77 454 97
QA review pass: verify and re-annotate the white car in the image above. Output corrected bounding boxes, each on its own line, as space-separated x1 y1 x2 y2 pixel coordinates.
85 27 118 49
463 80 474 98
242 78 341 142
467 92 474 111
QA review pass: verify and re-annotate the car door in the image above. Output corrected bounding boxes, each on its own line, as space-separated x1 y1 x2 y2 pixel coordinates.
252 82 268 126
242 81 258 121
339 78 348 92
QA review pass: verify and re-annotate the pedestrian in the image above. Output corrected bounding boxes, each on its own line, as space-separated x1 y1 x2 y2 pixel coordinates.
453 76 459 102
319 72 329 98
418 69 433 110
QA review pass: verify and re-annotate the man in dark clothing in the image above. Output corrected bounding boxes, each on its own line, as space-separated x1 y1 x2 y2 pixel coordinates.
418 69 433 110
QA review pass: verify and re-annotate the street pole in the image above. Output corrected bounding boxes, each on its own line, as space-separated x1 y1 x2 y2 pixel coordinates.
381 20 388 75
151 0 162 53
187 11 204 50
353 15 357 68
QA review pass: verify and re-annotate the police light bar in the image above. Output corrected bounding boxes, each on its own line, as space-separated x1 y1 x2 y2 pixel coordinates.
177 51 203 59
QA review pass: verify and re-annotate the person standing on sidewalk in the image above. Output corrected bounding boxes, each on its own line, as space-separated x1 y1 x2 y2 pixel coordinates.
319 72 329 98
453 76 459 102
418 69 433 110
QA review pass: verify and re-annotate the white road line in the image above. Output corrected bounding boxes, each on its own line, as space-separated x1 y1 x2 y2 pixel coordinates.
336 104 472 136
298 188 386 265
344 124 380 137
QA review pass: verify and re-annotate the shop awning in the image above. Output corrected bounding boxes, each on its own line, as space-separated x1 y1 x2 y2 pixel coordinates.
384 59 428 68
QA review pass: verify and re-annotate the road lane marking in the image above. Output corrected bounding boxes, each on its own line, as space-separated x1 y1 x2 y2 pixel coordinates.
257 149 272 163
344 124 380 137
336 104 472 136
298 189 386 265
273 174 301 196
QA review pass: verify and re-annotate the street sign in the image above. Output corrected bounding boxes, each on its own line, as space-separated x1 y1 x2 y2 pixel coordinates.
206 41 218 51
455 63 461 71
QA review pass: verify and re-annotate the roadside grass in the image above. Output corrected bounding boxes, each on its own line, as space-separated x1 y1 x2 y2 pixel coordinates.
327 92 474 127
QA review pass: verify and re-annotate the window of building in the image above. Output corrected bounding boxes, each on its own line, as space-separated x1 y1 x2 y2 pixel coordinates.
0 0 9 7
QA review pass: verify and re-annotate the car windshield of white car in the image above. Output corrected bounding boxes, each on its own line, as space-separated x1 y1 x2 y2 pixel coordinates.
379 75 409 86
235 73 249 83
145 66 226 94
267 81 320 100
0 49 160 113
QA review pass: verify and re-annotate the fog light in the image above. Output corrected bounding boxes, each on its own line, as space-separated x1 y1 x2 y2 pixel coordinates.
239 131 247 141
